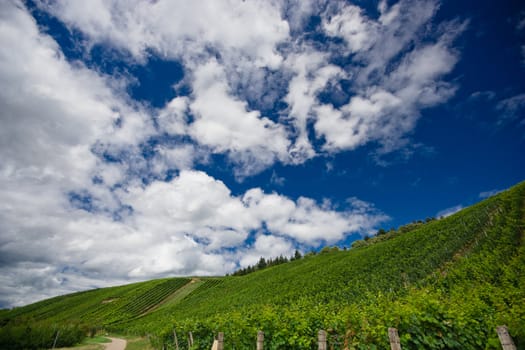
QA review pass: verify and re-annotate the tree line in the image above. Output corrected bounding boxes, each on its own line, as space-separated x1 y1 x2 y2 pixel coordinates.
231 250 303 276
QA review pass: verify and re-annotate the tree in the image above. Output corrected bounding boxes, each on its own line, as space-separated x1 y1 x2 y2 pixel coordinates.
256 257 267 270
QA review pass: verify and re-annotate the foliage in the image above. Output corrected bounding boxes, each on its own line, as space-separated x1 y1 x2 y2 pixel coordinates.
0 322 86 350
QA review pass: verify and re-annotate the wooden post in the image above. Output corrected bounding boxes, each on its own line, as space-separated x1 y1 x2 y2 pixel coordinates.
318 330 327 350
52 330 60 349
173 329 179 350
217 332 224 350
497 326 516 350
388 328 401 350
257 330 264 350
188 331 194 348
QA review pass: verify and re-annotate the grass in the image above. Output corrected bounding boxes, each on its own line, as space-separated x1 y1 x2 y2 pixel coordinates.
53 335 111 350
83 336 112 344
54 345 103 350
124 337 154 350
54 335 152 350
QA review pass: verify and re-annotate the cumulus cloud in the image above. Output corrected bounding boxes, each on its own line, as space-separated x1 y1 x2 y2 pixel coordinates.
34 0 465 170
242 188 387 244
237 234 295 268
0 0 150 306
315 1 464 156
188 60 291 177
36 0 289 68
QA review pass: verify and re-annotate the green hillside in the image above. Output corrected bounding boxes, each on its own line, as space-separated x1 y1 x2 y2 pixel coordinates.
1 182 524 349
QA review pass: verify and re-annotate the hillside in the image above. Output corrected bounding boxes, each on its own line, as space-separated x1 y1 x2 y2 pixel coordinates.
1 182 524 349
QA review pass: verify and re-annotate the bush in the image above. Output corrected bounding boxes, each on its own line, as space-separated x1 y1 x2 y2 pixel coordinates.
0 322 86 350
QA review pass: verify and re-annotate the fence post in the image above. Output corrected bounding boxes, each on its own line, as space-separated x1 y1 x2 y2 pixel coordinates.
318 330 327 350
188 331 194 348
173 329 179 350
497 326 516 350
257 330 264 350
388 328 401 350
51 330 60 349
217 332 224 350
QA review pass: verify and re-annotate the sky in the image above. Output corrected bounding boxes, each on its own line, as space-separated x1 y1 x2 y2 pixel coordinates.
0 0 524 308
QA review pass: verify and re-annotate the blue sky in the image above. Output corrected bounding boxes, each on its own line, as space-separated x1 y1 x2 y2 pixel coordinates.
0 0 524 308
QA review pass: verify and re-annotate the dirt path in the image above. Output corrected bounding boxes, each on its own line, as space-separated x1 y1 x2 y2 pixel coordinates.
104 337 127 350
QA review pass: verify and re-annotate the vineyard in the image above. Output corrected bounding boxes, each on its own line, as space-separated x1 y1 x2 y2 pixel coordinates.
1 182 524 349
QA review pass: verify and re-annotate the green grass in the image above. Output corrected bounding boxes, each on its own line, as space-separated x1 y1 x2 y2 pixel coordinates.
53 336 111 350
2 181 524 350
54 345 103 350
124 337 154 350
83 336 111 344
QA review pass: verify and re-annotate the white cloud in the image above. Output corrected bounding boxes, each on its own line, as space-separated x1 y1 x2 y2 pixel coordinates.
35 0 465 169
469 90 496 101
156 96 189 136
242 188 387 244
150 144 204 177
283 0 324 34
188 60 291 177
314 89 403 151
37 0 289 68
436 205 463 218
479 189 503 199
35 1 293 177
123 171 255 246
284 49 344 162
0 1 153 306
314 3 464 156
270 171 286 186
238 234 294 268
323 3 378 53
350 0 440 86
496 93 525 125
0 1 154 215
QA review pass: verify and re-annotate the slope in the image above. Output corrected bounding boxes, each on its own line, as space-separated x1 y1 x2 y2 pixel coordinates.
2 277 191 325
120 181 524 349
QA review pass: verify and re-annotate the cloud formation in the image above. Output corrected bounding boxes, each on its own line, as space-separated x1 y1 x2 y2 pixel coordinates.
0 0 465 307
34 0 465 171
